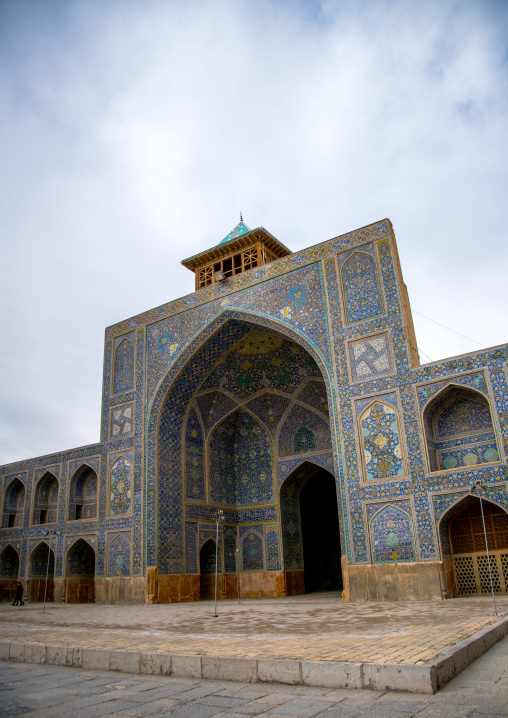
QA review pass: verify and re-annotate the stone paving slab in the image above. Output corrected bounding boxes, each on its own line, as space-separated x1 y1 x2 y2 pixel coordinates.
0 595 507 693
1 636 508 718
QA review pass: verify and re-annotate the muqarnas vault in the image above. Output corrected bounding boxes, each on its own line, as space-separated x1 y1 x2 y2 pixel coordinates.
1 218 508 605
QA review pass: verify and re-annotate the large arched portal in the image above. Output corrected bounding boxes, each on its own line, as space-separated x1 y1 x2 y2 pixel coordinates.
152 318 339 601
440 496 508 597
280 462 342 595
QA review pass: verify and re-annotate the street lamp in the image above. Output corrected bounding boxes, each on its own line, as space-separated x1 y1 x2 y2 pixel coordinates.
212 510 225 617
470 479 498 616
235 546 241 604
42 529 60 614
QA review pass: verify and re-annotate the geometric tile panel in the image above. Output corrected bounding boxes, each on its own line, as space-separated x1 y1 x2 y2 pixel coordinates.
111 404 134 438
110 457 132 515
348 332 393 382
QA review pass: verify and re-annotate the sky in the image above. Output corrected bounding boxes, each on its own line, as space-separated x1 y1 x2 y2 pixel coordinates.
1 0 507 465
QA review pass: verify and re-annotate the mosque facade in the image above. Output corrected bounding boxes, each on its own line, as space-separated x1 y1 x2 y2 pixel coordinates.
1 218 508 604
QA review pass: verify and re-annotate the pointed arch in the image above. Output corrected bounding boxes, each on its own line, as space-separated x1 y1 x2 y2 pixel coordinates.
423 384 500 472
32 472 59 525
29 541 55 602
277 403 331 458
438 494 508 597
0 544 19 578
2 478 25 527
358 399 405 481
68 464 97 520
65 538 96 603
0 544 20 602
279 460 342 594
145 310 340 574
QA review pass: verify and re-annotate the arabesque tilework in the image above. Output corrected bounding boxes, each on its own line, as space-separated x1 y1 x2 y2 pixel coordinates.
1 218 507 604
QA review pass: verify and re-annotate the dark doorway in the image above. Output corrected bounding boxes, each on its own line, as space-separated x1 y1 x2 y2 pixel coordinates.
299 469 342 592
200 539 219 600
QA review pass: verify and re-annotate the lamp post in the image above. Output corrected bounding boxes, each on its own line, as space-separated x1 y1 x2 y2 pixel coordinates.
470 479 498 616
42 529 59 614
235 546 241 604
212 510 224 617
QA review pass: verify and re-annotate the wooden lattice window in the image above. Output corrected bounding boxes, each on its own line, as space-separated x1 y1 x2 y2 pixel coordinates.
450 500 508 554
198 266 213 288
243 248 258 270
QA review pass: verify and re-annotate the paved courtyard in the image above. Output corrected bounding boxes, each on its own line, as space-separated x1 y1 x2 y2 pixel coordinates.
1 632 508 717
0 593 507 665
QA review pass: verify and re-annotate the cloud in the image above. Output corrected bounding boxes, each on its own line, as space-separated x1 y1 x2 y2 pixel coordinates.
0 0 507 462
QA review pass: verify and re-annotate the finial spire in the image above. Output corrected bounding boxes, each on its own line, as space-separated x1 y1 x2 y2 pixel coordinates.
240 211 243 222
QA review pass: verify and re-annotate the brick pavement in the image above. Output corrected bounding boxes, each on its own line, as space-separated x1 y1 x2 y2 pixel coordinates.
0 594 507 666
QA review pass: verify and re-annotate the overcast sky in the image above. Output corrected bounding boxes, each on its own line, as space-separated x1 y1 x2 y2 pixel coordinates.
1 0 507 465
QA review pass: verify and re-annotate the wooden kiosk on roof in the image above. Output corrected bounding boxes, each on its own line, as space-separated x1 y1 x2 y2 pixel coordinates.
181 220 291 291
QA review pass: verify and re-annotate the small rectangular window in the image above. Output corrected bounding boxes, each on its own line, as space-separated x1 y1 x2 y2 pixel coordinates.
75 504 83 520
223 257 233 276
40 509 48 524
8 514 15 527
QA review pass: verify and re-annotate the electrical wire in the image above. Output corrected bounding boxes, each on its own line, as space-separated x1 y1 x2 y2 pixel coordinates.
413 310 487 348
417 347 434 363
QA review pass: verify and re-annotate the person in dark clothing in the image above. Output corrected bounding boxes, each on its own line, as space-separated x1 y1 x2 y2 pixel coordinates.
0 582 3 603
12 582 24 606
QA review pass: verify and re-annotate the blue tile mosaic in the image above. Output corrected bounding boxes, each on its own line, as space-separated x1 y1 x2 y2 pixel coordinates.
1 218 507 599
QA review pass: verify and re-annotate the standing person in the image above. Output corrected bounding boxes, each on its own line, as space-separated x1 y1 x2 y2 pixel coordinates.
12 582 24 606
0 582 3 603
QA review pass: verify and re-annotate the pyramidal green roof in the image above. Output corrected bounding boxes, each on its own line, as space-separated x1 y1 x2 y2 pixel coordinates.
218 221 251 245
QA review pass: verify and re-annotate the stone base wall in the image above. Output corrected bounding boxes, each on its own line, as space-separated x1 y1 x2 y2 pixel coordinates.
0 579 19 603
239 571 286 598
94 577 145 604
66 576 95 603
158 574 200 603
284 570 305 596
343 561 447 602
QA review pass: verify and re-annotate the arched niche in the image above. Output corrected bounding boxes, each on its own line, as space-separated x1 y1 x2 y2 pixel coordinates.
280 461 342 595
29 541 55 602
423 385 499 472
65 538 96 603
278 404 331 458
2 478 25 527
0 544 19 602
358 400 404 481
32 472 58 525
439 495 508 597
208 408 273 507
68 465 97 521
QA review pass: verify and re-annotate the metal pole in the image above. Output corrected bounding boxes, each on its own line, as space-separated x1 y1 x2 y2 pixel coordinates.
42 535 52 614
235 547 240 604
213 515 219 617
478 495 499 616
